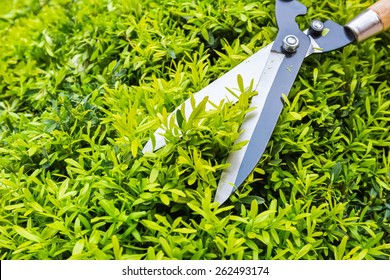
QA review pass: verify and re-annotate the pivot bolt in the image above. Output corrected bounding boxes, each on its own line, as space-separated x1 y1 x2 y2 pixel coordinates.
282 35 299 53
309 20 325 35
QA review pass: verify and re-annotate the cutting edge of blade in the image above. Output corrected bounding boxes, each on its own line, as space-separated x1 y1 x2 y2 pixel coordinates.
214 51 286 205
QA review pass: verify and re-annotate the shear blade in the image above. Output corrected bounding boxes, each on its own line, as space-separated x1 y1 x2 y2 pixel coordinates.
214 51 285 204
214 29 313 205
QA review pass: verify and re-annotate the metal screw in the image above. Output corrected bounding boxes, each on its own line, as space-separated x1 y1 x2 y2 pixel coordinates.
282 35 299 53
310 20 325 34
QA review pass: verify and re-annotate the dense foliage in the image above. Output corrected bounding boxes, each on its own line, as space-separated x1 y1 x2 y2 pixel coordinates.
0 0 389 260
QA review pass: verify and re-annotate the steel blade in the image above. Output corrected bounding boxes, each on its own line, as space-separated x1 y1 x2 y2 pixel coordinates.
214 51 284 204
142 43 273 153
214 36 312 205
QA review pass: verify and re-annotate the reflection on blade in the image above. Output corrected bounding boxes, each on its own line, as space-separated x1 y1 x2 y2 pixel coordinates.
142 43 273 154
214 52 285 204
214 33 311 205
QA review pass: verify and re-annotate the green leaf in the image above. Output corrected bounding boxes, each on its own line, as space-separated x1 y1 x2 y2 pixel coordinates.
331 162 342 183
201 28 209 42
160 193 170 206
321 28 330 36
112 235 121 260
99 200 117 217
159 237 173 258
176 109 184 129
289 112 302 120
147 246 156 260
237 74 245 93
149 168 159 183
337 235 348 260
270 228 280 245
172 228 197 234
185 96 209 130
313 68 318 84
141 220 168 235
13 226 43 243
295 244 312 259
72 239 85 256
128 211 147 220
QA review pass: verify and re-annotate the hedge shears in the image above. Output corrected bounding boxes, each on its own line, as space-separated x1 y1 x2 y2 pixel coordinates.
143 0 390 205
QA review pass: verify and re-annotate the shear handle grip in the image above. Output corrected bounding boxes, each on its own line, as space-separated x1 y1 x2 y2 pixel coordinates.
346 0 390 42
370 0 390 30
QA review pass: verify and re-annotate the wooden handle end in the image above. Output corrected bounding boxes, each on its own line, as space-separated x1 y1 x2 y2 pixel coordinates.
370 0 390 31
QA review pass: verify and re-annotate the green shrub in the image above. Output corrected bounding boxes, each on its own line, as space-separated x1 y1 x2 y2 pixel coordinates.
0 0 389 260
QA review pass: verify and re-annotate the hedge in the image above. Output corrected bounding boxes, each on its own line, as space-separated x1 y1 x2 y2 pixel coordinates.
0 0 389 260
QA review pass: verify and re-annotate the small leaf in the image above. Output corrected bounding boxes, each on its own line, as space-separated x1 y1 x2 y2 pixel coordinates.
159 237 173 258
237 74 245 93
201 28 209 42
313 68 318 84
337 235 349 259
270 228 280 245
188 172 197 185
172 228 197 234
128 211 147 220
331 162 342 183
160 193 170 206
112 235 121 260
322 28 330 36
131 140 139 158
13 226 43 243
185 96 208 130
176 109 184 129
72 239 85 256
295 244 312 259
241 195 265 205
289 112 302 120
149 168 159 183
141 220 168 234
147 246 156 260
99 200 117 217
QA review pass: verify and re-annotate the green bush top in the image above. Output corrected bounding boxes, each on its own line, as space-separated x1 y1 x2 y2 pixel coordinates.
0 0 389 260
